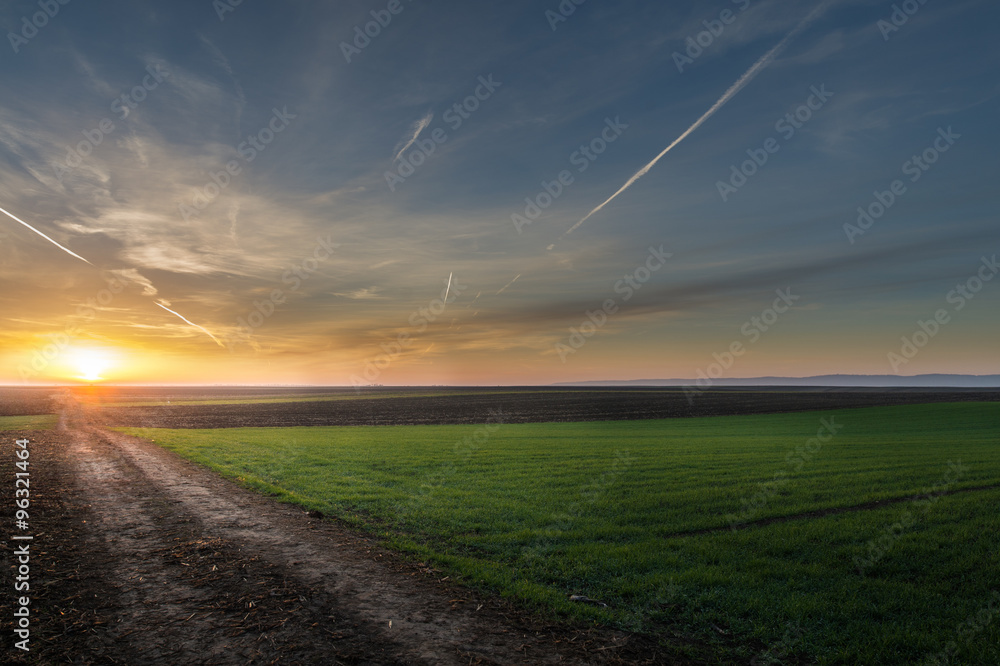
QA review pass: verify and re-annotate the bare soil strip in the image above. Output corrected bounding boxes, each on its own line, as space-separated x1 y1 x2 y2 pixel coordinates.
93 389 1000 429
3 394 688 665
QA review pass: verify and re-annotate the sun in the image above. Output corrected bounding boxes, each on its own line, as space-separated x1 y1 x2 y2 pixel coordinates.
69 347 115 383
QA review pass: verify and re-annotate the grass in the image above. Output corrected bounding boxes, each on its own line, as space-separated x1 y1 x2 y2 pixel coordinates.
119 403 1000 664
0 414 57 430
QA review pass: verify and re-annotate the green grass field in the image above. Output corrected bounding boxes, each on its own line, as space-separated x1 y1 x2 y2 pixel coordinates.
120 403 1000 664
0 414 57 430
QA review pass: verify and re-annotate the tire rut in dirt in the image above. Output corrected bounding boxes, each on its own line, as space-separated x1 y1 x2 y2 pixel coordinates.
2 428 142 665
67 421 403 664
80 410 683 664
87 425 564 664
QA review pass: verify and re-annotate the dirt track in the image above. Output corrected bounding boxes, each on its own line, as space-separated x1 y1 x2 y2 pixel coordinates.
2 394 677 665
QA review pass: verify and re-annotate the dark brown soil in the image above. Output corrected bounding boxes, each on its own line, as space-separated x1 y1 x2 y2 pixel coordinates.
91 387 1000 429
0 387 56 416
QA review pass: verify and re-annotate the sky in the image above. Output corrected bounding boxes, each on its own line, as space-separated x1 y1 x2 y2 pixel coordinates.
1 0 998 386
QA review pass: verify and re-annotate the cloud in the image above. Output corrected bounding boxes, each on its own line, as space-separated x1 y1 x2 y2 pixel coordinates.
198 34 247 138
227 201 241 245
111 268 158 297
334 287 383 300
392 111 434 161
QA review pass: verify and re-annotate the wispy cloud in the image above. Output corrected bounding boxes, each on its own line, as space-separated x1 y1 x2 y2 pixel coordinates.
393 111 434 161
334 287 384 300
111 268 159 297
199 34 247 139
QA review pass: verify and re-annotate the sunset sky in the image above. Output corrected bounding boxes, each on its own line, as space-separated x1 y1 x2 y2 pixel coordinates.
1 0 998 385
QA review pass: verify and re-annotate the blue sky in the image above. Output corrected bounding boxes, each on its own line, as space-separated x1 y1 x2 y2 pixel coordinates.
1 0 998 384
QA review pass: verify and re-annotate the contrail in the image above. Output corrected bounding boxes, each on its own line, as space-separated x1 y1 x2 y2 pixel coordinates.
156 302 224 347
495 273 521 295
555 2 831 245
393 111 434 161
443 271 453 304
0 205 94 265
2 204 223 347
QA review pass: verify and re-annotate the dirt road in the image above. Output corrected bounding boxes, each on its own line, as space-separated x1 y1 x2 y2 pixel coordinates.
2 395 671 665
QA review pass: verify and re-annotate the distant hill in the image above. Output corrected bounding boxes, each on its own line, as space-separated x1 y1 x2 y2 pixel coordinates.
553 374 1000 388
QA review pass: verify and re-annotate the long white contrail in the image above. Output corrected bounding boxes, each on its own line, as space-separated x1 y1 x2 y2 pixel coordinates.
556 2 831 245
156 302 224 347
495 273 521 295
2 204 222 347
443 271 453 304
394 111 434 161
0 205 94 265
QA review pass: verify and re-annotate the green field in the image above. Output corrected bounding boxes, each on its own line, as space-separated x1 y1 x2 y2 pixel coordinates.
0 414 57 430
120 403 1000 664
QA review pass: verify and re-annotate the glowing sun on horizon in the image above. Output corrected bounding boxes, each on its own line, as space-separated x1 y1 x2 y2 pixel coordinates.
69 347 115 382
